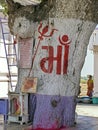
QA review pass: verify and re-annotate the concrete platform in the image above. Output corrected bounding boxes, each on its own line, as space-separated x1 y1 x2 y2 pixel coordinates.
0 103 98 130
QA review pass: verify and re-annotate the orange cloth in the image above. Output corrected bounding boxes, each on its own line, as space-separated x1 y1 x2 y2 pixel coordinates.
87 79 94 97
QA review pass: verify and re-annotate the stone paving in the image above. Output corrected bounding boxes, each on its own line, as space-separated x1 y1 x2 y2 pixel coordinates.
0 103 98 130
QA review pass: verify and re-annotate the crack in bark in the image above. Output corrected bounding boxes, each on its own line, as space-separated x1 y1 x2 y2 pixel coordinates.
70 21 84 77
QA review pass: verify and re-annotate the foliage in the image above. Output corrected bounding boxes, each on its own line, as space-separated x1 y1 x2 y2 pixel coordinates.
0 0 8 15
0 0 46 15
80 78 87 84
80 76 87 84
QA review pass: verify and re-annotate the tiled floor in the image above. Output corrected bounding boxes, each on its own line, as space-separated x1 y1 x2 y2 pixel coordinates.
0 104 98 130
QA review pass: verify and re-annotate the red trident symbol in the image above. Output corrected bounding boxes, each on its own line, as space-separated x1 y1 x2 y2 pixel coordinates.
30 23 58 71
38 22 58 40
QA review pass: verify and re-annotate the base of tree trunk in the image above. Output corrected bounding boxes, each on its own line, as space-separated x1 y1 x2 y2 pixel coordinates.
30 94 76 130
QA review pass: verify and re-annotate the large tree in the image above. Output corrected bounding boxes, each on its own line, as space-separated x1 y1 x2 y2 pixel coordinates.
6 0 98 129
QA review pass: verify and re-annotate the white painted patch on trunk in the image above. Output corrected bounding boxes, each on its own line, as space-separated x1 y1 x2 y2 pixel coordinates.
17 18 96 96
13 17 36 38
30 18 96 96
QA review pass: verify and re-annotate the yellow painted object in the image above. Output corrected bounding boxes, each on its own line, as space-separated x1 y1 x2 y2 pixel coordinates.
15 107 21 115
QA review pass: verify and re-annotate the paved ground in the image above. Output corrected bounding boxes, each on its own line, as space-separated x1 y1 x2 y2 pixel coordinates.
0 103 98 130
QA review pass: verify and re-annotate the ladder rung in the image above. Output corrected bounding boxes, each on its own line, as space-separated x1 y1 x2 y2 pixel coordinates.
7 55 16 57
8 78 17 80
10 73 17 75
0 42 4 44
0 42 13 45
6 74 17 77
8 64 17 66
6 57 16 59
9 79 17 82
3 32 10 34
10 75 18 77
0 21 8 24
12 86 17 88
5 43 14 45
0 56 6 58
7 54 16 56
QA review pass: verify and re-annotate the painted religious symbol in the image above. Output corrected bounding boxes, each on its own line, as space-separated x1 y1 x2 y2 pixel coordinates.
29 22 71 75
39 28 71 74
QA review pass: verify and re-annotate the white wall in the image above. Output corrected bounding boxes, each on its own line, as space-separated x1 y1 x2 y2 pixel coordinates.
89 26 98 97
93 51 98 96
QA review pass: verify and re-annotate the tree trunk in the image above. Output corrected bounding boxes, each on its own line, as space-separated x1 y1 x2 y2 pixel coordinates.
6 0 98 129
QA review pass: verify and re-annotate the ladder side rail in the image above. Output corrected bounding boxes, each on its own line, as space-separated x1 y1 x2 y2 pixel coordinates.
0 19 13 91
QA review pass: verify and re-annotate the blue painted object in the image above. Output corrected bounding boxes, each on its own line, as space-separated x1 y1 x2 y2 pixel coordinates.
92 97 98 104
0 98 8 123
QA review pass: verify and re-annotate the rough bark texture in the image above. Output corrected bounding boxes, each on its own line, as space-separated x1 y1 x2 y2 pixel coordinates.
6 0 98 37
6 0 98 129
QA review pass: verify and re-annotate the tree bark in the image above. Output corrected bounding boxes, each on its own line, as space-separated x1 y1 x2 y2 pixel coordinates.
6 0 98 129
